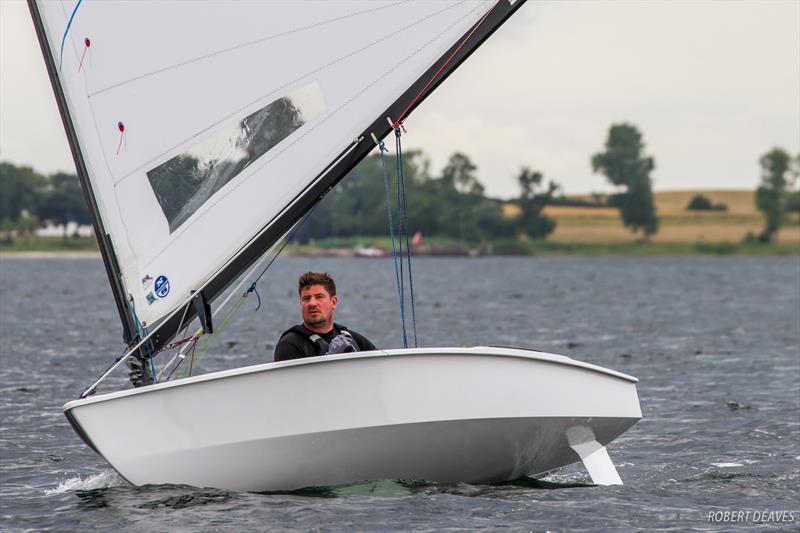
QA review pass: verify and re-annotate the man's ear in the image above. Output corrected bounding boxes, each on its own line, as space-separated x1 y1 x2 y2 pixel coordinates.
331 294 338 309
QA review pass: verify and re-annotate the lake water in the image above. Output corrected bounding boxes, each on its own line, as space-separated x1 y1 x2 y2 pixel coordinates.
1 256 798 531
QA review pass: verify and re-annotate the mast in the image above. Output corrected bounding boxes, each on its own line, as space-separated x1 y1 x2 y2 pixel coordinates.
27 0 137 346
147 0 527 353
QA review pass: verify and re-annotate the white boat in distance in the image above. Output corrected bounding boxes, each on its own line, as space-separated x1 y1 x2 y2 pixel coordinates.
66 347 641 491
31 0 642 491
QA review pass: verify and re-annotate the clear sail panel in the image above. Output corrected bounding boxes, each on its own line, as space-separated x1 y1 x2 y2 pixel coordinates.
147 83 325 232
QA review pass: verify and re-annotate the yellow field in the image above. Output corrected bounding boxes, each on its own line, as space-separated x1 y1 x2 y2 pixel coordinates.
538 190 800 245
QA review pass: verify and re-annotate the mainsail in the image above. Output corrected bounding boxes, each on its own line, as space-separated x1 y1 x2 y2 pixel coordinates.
30 0 525 353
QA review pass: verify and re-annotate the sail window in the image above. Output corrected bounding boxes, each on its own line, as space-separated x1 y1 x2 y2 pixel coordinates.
147 82 325 232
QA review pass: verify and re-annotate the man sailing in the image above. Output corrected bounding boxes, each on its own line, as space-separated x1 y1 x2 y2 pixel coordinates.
274 272 375 361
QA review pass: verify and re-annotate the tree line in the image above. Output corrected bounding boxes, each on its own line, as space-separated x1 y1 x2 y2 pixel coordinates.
2 122 797 245
0 162 91 239
295 150 558 245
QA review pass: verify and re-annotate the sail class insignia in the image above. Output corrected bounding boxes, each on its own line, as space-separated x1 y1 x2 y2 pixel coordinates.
154 275 170 298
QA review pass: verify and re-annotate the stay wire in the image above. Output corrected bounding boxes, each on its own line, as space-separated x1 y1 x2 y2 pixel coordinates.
395 128 418 347
395 131 407 341
377 137 408 348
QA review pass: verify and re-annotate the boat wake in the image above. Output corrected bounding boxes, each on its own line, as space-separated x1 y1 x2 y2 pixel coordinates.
45 470 126 494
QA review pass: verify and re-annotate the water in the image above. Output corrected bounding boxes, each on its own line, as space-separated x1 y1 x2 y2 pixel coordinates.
1 256 798 531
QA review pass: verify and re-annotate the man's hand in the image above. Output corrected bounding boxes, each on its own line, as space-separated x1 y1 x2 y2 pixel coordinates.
326 331 359 354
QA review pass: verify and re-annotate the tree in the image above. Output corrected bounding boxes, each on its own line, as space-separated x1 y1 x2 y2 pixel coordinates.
516 167 557 239
0 162 47 222
755 148 793 243
441 152 484 195
687 194 727 212
787 191 800 213
0 217 14 245
687 194 712 211
38 172 91 237
591 124 659 241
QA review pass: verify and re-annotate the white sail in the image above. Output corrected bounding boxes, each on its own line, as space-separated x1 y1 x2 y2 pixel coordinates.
35 0 496 326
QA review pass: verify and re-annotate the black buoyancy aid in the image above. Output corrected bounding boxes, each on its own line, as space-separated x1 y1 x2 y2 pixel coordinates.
280 323 351 355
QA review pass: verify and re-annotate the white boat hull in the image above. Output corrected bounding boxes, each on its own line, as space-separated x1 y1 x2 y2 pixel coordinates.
64 347 641 491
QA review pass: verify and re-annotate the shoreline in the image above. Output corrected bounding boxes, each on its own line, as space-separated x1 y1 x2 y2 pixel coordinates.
0 251 101 259
1 246 797 259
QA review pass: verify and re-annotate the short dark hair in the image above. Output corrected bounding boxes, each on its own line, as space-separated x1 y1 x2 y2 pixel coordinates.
298 272 336 296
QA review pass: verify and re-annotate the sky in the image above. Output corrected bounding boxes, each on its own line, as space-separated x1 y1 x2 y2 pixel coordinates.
1 0 798 199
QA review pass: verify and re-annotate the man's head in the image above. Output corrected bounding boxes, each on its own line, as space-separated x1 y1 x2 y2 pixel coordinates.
298 272 338 333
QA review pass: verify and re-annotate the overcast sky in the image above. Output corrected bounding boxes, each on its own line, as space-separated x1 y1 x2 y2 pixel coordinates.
1 0 798 199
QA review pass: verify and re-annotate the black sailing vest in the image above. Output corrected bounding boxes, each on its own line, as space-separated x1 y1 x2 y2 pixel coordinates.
279 323 351 355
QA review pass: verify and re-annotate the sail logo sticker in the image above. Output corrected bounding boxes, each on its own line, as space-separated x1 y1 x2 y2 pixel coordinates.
154 275 170 298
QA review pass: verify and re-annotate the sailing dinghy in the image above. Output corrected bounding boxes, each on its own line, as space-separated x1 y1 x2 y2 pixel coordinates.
31 0 641 491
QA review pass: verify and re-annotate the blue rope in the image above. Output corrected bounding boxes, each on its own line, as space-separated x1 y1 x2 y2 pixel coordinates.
377 138 408 348
394 129 418 347
248 282 262 311
128 296 157 379
58 0 83 70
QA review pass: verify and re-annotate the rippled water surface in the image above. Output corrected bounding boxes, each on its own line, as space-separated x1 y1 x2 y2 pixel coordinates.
1 256 798 531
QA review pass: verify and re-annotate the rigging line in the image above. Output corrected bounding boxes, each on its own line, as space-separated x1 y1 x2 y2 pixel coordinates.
173 300 193 342
88 1 410 98
79 344 137 397
163 338 197 382
58 0 83 70
128 295 158 379
250 202 321 289
157 333 201 382
213 202 318 316
187 338 198 378
394 129 407 347
392 0 498 129
250 285 262 312
159 334 199 353
375 135 407 348
395 129 419 348
182 294 249 378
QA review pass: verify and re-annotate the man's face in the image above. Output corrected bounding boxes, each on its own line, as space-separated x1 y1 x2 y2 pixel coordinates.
300 284 338 331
